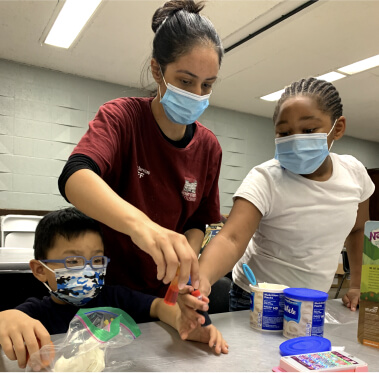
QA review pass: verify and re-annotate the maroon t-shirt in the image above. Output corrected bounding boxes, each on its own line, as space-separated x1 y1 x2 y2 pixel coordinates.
72 97 222 297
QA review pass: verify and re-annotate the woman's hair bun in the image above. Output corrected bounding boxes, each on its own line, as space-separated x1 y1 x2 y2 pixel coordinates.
152 0 205 33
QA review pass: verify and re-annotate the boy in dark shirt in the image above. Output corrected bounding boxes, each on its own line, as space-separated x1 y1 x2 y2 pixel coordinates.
0 208 228 369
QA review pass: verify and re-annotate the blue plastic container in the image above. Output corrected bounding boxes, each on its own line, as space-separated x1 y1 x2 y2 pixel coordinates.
280 336 331 356
283 288 328 339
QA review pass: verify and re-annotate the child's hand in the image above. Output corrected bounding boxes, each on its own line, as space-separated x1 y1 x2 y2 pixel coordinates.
0 310 51 369
174 304 200 339
177 286 210 328
185 324 229 355
175 305 228 355
342 287 360 311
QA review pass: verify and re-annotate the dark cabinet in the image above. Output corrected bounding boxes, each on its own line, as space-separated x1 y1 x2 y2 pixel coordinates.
368 168 379 220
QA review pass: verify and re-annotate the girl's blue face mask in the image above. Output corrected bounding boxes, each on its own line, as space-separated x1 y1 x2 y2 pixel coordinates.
159 72 211 125
274 119 337 175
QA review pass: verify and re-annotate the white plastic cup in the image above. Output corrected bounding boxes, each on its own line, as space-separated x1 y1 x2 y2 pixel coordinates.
249 283 288 332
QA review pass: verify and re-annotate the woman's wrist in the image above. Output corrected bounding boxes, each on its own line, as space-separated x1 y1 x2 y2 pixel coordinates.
120 206 150 238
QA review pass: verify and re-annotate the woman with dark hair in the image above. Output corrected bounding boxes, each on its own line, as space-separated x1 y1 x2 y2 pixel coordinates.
58 0 224 299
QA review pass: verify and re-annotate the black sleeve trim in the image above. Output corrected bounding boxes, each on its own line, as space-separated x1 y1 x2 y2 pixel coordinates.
58 154 101 203
183 221 206 234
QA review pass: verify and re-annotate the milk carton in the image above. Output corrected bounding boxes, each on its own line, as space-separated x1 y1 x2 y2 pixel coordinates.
357 221 379 349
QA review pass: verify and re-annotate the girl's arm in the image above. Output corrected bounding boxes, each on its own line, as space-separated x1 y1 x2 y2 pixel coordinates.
199 197 262 293
178 198 262 323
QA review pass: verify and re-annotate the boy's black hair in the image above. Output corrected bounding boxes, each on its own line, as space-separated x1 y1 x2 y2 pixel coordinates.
273 77 343 124
34 207 103 260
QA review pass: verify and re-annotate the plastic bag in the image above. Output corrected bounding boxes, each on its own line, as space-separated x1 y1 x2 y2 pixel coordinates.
26 307 141 372
324 300 358 325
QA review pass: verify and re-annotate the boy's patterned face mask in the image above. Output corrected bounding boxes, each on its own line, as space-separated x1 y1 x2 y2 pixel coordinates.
40 262 106 306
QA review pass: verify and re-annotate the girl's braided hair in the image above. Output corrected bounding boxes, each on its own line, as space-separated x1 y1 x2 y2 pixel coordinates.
273 77 343 123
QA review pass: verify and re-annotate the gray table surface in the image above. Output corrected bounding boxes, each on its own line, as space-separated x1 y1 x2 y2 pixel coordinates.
1 300 378 372
0 248 33 272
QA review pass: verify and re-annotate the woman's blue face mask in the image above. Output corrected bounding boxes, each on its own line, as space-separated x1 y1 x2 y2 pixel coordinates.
274 119 337 175
159 71 211 125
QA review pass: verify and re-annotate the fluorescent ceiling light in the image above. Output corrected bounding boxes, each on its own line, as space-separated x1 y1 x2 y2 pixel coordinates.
338 54 379 75
260 89 285 102
316 71 346 83
45 0 102 49
260 71 345 102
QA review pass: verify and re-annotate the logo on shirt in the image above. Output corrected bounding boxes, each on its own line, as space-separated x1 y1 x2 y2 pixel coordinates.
138 166 150 178
182 178 197 202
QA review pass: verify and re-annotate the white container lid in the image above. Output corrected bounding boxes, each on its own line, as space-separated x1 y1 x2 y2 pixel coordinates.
249 283 288 292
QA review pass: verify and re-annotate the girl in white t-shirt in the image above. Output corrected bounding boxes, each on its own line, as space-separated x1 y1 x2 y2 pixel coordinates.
181 77 375 320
